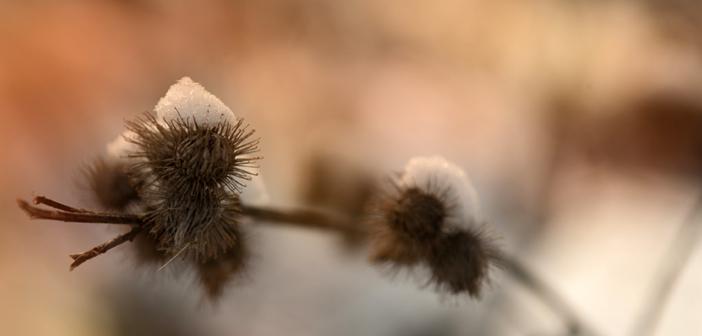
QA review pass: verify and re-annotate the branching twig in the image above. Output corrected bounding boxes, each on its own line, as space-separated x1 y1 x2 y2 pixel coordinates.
18 195 594 334
18 199 143 225
18 197 146 270
69 225 143 270
34 196 91 213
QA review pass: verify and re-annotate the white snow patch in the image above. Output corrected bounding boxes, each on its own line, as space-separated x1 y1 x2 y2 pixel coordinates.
154 77 237 127
400 156 481 230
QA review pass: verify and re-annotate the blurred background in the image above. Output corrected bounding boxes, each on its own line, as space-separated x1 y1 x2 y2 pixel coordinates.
2 0 702 335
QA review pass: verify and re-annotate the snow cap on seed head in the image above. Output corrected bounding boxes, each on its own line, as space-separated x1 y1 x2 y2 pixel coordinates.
399 156 481 230
154 77 237 127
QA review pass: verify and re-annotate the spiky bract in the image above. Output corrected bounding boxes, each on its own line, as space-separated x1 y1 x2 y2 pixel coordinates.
126 113 259 195
144 188 244 261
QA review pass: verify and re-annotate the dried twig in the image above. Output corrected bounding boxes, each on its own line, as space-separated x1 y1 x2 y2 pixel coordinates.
69 225 143 270
34 196 87 212
18 199 143 225
18 195 595 335
18 197 147 270
240 205 363 235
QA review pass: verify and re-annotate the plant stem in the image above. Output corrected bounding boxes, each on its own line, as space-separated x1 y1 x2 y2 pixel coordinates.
18 198 361 234
69 225 143 270
34 196 88 213
18 195 595 334
500 256 599 336
240 205 363 235
630 195 702 336
17 199 143 225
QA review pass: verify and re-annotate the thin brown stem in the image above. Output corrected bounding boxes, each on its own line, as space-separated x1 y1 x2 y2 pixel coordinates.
34 196 90 213
241 204 595 334
18 199 143 225
69 225 143 270
18 195 593 334
240 205 365 235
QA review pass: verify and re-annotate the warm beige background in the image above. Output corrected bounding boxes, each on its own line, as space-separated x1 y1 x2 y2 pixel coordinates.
1 1 702 335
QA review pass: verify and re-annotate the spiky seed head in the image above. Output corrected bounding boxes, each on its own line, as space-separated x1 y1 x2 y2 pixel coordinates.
196 242 248 299
389 187 446 241
145 188 244 261
126 114 259 194
369 156 499 297
123 77 257 263
426 231 500 296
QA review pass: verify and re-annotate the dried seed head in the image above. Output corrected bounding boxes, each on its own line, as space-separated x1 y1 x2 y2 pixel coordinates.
124 77 257 264
84 130 143 211
143 173 245 261
426 230 500 296
196 241 248 299
85 158 141 211
126 113 259 195
369 156 500 297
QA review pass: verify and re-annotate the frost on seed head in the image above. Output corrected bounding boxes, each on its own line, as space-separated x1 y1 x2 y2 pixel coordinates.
155 77 237 127
400 156 481 231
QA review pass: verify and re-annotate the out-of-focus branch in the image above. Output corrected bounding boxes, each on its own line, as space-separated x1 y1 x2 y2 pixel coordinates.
630 195 702 336
500 256 600 336
240 204 364 235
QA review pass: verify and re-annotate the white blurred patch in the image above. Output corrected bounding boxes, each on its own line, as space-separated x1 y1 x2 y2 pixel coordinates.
105 130 138 162
240 172 269 206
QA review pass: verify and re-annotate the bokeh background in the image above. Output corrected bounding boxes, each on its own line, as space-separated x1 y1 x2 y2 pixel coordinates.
2 0 702 335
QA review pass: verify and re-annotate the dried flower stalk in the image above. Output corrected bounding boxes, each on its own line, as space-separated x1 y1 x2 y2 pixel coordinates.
18 194 597 334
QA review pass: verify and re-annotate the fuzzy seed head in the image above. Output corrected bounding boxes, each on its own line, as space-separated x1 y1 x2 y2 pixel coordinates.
196 243 248 299
369 156 499 297
145 189 244 261
390 187 445 241
121 77 258 264
127 113 260 194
